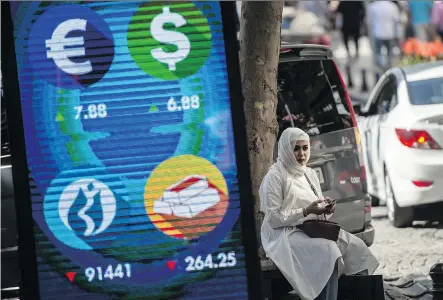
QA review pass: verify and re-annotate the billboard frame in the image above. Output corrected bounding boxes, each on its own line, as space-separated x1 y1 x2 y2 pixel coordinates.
1 1 263 299
2 1 41 299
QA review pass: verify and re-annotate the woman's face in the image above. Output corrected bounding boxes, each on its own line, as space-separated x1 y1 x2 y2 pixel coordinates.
294 140 309 165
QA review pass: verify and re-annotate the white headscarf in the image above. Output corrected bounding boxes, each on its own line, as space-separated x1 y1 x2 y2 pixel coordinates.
276 127 310 177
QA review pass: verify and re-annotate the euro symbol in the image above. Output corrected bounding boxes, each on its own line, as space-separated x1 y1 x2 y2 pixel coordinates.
46 19 92 76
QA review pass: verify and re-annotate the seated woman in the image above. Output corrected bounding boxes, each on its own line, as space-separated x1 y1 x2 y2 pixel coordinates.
259 127 379 300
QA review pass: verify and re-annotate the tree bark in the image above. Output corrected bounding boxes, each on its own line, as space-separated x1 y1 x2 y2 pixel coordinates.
239 1 283 212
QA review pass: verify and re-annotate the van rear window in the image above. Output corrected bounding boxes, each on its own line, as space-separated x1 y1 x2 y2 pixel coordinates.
277 59 352 138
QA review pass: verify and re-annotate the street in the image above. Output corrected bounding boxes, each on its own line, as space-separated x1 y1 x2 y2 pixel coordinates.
371 206 443 279
329 23 443 282
329 32 443 299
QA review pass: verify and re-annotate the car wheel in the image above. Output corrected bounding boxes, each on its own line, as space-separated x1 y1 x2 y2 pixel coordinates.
385 170 414 228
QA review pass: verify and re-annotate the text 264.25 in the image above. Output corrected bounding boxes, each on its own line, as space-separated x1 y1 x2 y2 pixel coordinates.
185 252 237 271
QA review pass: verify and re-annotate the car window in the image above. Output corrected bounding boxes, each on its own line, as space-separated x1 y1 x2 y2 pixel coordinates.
369 75 397 115
408 77 443 105
277 59 353 139
377 77 397 114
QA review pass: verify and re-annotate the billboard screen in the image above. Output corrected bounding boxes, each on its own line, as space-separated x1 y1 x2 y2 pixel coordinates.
5 1 259 299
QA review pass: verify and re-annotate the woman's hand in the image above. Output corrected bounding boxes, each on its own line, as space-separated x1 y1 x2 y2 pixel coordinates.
305 200 330 216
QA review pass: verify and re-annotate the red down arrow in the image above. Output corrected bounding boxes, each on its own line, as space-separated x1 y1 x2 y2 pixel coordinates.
66 272 76 283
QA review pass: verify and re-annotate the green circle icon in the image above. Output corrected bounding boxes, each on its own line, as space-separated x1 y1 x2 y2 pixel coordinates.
128 2 212 80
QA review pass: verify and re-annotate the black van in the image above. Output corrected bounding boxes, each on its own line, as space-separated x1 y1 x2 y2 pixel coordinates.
276 44 374 245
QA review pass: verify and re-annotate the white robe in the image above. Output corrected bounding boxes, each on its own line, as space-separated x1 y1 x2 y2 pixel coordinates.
259 162 379 300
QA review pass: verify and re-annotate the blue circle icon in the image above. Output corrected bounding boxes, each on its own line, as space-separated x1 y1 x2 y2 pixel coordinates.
27 4 115 89
44 169 130 250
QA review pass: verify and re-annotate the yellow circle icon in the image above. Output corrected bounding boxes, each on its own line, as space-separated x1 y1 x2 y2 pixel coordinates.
144 155 229 240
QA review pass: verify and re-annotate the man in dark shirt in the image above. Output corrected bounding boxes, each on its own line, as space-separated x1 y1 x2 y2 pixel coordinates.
336 1 366 59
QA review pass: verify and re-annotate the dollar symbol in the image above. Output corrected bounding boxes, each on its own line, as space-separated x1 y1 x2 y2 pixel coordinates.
150 7 191 71
128 2 212 80
46 19 92 75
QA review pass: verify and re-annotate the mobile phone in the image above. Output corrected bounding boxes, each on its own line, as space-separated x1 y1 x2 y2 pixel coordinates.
325 199 336 208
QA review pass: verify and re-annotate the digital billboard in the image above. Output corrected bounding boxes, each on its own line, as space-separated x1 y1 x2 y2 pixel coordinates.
3 1 260 299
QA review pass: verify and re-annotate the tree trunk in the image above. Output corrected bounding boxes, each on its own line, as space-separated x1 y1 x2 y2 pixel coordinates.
239 1 283 211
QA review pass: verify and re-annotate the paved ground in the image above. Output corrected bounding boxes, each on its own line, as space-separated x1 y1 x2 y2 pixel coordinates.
370 206 443 280
371 206 442 299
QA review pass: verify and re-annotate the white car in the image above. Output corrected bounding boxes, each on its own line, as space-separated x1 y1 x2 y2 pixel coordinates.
355 61 443 227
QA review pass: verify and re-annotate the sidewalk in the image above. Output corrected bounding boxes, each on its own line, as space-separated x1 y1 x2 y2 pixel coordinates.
330 32 377 105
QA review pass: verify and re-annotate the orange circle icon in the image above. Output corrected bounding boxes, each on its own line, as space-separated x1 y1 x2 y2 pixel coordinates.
144 155 229 240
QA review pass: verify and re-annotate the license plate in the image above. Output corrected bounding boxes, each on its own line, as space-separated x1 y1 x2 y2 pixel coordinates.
313 167 325 184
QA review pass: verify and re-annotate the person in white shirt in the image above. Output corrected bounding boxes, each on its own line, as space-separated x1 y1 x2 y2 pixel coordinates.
368 0 401 70
259 128 379 300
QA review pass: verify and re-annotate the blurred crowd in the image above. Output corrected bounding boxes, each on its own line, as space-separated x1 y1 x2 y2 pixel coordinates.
282 1 443 70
